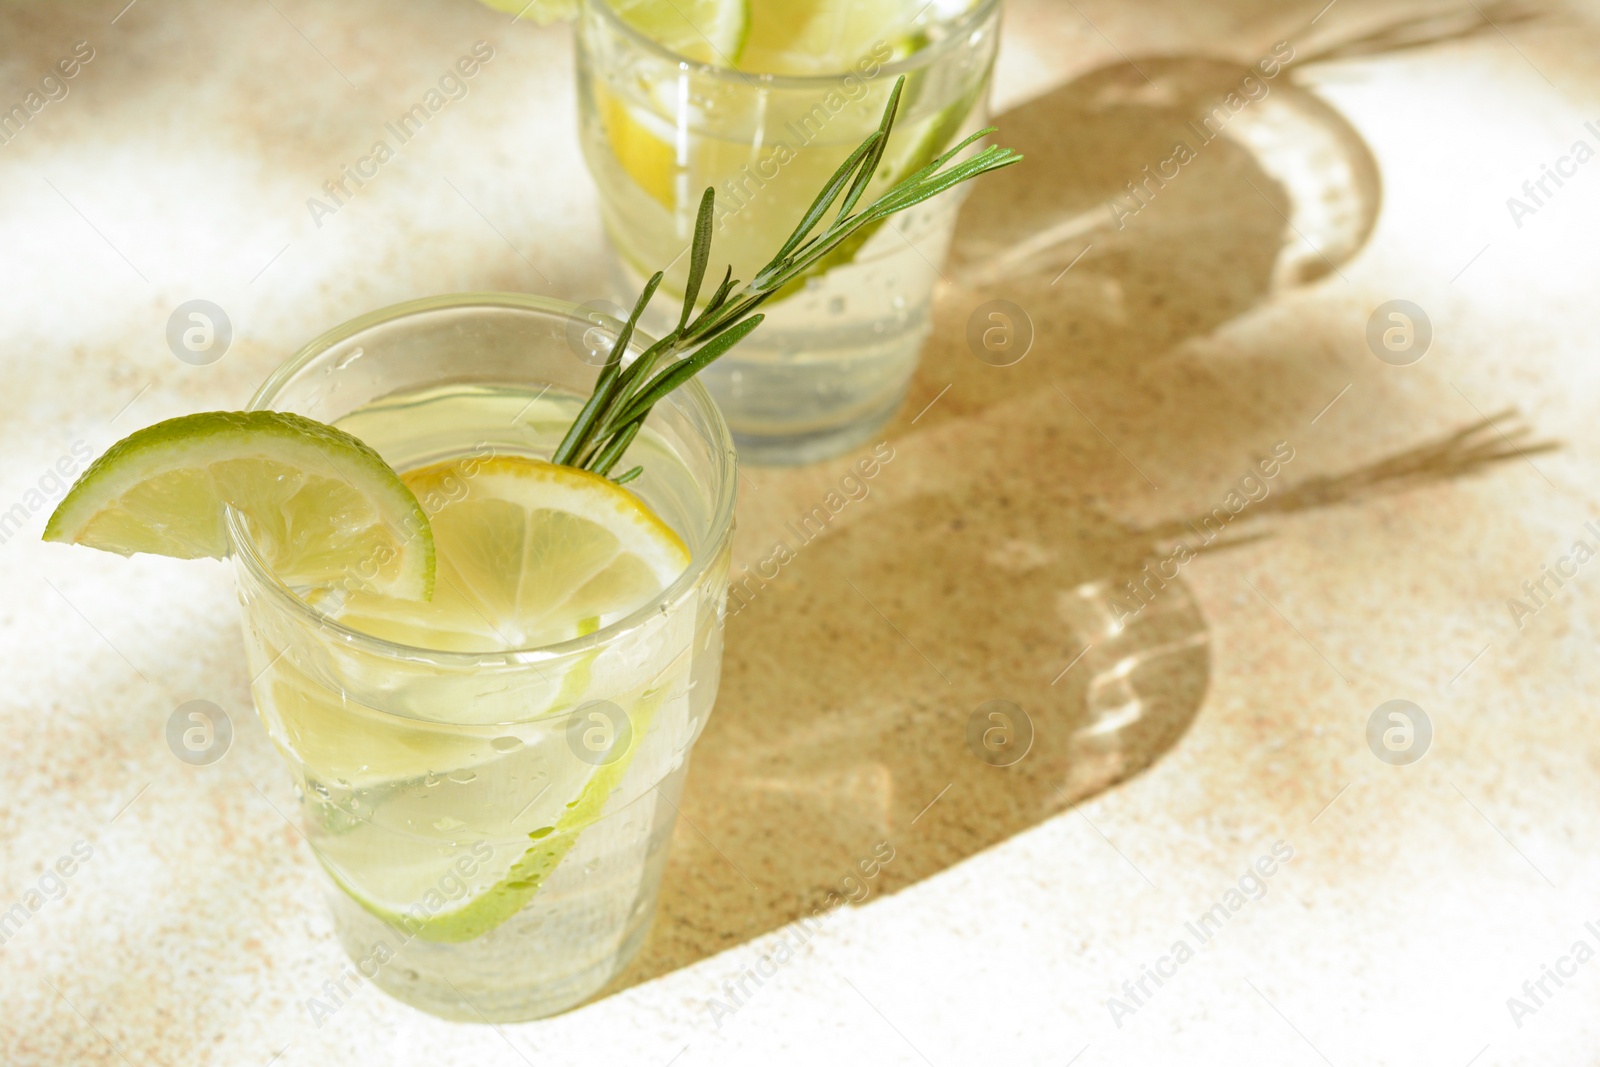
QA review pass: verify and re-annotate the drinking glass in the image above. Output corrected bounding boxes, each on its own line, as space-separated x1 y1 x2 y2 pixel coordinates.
575 0 1003 464
228 293 735 1021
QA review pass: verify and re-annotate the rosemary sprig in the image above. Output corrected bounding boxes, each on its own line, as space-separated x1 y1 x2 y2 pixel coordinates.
553 75 1022 481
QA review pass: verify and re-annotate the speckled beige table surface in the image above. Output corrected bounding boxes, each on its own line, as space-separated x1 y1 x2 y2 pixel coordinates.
3 0 1599 1063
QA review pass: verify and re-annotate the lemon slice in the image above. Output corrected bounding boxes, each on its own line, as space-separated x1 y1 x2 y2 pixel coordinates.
595 0 986 292
609 0 751 65
593 0 748 207
43 411 433 600
332 454 690 653
595 84 682 210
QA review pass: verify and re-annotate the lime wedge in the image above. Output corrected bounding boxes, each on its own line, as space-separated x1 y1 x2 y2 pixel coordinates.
43 411 434 600
609 0 751 65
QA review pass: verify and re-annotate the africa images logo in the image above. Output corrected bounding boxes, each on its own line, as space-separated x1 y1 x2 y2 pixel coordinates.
305 43 495 229
1105 841 1294 1029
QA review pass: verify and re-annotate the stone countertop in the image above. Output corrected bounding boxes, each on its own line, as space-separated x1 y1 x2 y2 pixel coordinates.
2 0 1598 1063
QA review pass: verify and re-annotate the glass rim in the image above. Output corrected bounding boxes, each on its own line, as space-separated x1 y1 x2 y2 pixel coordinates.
580 0 1003 90
226 291 738 669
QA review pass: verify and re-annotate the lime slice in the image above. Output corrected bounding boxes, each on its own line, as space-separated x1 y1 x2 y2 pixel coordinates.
609 0 750 65
332 454 690 652
476 0 580 23
326 685 670 944
43 411 434 600
304 455 691 941
740 0 923 75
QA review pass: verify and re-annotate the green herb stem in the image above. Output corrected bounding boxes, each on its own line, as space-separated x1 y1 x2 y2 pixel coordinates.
559 75 1021 482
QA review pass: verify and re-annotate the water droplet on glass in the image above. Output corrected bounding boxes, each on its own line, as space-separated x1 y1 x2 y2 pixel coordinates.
491 736 522 752
335 347 365 370
584 859 601 875
447 769 478 784
424 772 443 788
432 816 465 831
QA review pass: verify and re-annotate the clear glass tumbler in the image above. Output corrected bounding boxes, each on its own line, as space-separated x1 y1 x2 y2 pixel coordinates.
575 0 1002 464
227 294 735 1021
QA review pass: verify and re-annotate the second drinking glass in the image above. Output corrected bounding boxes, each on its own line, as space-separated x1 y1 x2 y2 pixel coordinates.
575 0 1002 464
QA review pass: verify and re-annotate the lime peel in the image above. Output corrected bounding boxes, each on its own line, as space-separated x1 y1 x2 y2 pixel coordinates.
329 684 669 944
43 410 435 601
476 0 581 24
609 0 751 66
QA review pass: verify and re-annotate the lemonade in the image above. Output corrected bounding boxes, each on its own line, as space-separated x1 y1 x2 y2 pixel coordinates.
208 300 738 1021
577 0 1003 462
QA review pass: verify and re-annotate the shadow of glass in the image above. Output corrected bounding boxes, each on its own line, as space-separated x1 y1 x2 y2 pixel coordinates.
601 452 1212 990
597 18 1558 995
943 0 1542 384
1135 409 1559 551
950 52 1381 359
598 405 1554 998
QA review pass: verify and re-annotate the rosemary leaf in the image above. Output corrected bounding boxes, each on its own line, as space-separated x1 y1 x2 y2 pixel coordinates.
616 316 766 427
551 270 663 465
766 130 884 271
553 74 1022 481
590 418 645 476
678 188 716 333
835 76 904 221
